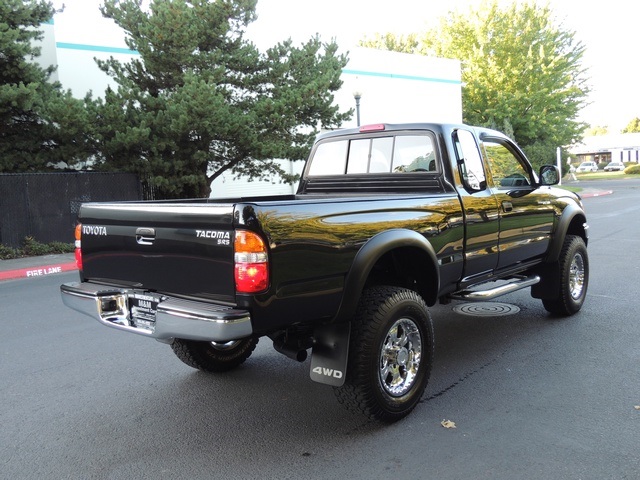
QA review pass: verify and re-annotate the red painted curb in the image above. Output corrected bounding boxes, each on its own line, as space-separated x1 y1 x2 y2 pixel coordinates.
0 262 77 281
581 190 613 198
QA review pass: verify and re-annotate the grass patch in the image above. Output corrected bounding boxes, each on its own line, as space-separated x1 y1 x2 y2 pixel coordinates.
0 237 74 260
559 185 582 193
575 170 631 180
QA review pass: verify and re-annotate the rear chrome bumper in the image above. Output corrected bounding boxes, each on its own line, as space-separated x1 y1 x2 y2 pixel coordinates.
60 282 252 342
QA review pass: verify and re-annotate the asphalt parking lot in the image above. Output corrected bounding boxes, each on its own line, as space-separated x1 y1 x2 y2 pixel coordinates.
1 178 638 479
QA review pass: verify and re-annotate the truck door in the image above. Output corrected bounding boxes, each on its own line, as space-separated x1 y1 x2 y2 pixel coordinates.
452 129 500 284
479 136 555 270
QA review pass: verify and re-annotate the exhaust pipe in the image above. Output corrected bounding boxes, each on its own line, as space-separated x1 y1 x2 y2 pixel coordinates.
272 336 308 362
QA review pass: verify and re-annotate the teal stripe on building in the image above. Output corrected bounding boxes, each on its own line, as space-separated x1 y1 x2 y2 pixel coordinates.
341 68 461 85
56 42 139 55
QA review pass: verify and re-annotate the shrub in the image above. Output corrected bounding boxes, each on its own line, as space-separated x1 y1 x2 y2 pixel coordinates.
0 244 20 260
624 164 640 174
0 237 74 259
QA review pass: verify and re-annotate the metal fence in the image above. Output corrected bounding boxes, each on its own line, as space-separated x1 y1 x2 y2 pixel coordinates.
0 172 146 248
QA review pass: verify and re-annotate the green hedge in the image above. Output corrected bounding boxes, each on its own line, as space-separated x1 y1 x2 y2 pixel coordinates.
0 237 74 260
624 164 640 174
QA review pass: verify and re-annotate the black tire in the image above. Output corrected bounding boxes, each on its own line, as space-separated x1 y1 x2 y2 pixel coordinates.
334 286 434 422
542 235 589 315
171 337 258 372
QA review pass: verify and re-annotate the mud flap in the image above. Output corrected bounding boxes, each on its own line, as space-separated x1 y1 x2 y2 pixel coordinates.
310 321 350 387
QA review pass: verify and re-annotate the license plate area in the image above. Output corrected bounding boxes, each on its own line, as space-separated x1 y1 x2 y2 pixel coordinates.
129 291 163 331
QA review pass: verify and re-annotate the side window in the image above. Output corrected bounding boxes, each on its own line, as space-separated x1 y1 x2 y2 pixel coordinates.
392 135 437 173
454 129 486 191
481 140 532 188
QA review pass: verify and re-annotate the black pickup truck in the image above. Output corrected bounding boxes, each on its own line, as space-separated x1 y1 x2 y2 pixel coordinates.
61 123 589 422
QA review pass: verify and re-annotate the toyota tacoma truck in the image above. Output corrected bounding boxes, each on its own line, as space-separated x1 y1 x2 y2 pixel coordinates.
60 123 589 422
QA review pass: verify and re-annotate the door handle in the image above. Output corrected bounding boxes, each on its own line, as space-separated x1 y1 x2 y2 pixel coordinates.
502 201 513 213
136 227 156 245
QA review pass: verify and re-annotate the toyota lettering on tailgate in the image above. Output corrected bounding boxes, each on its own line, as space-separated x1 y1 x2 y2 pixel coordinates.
82 225 107 235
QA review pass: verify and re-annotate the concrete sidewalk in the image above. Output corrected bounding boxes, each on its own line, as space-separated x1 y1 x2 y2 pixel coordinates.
0 186 613 283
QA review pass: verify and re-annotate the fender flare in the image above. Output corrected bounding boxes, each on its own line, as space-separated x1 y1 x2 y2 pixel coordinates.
544 204 589 263
333 229 439 322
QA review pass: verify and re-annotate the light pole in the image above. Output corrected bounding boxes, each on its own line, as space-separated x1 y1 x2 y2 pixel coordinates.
353 91 362 127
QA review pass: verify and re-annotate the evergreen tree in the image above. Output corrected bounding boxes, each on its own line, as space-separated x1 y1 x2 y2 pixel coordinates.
360 1 590 169
0 0 92 172
95 0 351 199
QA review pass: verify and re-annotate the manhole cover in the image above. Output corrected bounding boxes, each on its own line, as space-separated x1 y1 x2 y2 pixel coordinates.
452 302 520 317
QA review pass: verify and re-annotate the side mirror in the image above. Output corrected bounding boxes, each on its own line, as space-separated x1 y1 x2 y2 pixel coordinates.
539 165 560 186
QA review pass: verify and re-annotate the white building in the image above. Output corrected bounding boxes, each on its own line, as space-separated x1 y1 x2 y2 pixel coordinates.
38 7 462 197
569 133 640 166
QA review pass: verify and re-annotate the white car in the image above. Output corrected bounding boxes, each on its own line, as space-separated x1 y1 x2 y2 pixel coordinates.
576 161 598 173
604 161 625 172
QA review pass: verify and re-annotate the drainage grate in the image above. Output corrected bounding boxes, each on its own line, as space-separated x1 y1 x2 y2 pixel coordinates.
452 302 521 317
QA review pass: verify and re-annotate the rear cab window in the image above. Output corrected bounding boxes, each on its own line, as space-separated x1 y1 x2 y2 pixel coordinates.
307 132 439 176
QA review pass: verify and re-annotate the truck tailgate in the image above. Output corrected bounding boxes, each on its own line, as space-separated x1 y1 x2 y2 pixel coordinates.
78 202 236 302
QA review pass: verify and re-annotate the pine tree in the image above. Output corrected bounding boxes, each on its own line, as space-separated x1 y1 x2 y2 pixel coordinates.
0 0 93 172
95 0 351 199
0 0 57 171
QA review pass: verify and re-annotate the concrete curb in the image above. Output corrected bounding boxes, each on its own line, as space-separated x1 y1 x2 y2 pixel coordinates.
0 253 77 282
581 190 613 198
0 261 77 282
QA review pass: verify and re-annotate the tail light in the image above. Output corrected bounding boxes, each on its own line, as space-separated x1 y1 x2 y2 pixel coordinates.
74 224 83 271
234 230 269 293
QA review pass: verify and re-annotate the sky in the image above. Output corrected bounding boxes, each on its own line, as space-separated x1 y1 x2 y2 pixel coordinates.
53 0 640 132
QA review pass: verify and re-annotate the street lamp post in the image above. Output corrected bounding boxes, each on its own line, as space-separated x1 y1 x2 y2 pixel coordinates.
353 91 362 127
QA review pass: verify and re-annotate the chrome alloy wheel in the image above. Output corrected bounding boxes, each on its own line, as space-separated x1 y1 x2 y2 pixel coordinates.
379 318 422 397
569 252 586 300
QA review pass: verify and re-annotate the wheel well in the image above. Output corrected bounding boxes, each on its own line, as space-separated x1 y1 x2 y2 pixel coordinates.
566 214 588 245
364 246 438 306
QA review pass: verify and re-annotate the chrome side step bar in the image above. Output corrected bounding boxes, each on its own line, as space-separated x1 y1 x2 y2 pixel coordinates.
450 275 540 301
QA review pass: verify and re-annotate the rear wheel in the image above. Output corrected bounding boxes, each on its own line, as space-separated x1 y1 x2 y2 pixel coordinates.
171 337 258 372
542 235 589 315
334 286 434 422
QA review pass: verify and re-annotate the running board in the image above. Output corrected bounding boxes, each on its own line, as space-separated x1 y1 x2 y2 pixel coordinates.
450 275 540 301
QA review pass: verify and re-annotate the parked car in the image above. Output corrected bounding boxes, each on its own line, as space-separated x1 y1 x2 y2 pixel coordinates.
604 161 625 172
576 161 599 173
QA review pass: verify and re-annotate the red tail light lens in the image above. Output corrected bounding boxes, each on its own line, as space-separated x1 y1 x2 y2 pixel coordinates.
234 230 269 293
74 224 83 271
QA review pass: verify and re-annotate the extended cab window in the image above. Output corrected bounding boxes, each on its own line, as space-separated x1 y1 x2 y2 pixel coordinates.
454 129 486 191
481 139 532 188
308 134 437 176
